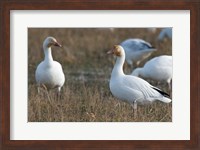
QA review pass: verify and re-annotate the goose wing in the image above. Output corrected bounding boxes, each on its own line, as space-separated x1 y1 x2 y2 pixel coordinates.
120 38 155 52
122 75 169 101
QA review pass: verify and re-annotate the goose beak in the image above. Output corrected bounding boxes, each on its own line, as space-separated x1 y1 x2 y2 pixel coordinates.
54 42 62 47
107 49 114 55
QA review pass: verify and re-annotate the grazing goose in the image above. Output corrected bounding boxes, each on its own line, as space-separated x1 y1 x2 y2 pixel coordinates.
107 45 171 111
35 37 65 94
157 28 172 41
132 55 172 91
120 38 156 67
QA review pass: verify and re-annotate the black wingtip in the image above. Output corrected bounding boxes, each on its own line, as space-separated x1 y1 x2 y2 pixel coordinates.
152 87 170 98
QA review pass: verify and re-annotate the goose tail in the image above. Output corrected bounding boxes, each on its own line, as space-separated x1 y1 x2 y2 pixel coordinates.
151 86 172 103
161 96 172 103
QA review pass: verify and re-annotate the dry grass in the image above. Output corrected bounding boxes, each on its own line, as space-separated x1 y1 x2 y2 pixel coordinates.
28 28 172 122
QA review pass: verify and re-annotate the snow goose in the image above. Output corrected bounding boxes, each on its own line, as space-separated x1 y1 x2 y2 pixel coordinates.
147 28 157 33
157 28 172 41
107 45 171 111
132 55 172 91
35 37 65 94
120 38 156 67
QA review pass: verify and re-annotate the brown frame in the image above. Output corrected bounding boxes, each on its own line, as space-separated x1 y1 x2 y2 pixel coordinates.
0 0 200 149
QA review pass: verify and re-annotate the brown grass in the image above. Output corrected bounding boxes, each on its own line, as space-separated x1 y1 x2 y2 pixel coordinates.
28 28 172 122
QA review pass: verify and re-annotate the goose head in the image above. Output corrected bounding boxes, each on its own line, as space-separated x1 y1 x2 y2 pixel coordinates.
107 45 125 57
107 45 126 76
43 37 62 49
132 68 143 77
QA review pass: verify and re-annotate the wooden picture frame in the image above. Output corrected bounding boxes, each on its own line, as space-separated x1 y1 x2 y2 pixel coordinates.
0 0 199 149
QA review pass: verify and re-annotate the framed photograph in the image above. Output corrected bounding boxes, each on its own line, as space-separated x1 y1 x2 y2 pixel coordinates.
1 0 199 149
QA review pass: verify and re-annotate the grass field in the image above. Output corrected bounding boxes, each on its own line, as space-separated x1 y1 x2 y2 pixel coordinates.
28 28 172 122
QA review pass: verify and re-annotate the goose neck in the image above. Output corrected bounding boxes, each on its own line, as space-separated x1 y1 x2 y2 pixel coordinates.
44 47 53 62
111 56 125 77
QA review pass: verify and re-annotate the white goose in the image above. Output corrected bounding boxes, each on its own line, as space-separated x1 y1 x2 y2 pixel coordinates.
157 28 172 41
147 28 157 33
35 37 65 93
132 55 172 91
120 38 156 67
108 45 171 110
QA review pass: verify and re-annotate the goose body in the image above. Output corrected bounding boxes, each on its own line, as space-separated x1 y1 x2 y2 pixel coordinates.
131 55 172 89
108 45 171 105
120 38 156 66
35 37 65 92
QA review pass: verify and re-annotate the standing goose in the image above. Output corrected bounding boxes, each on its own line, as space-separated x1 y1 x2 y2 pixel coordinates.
120 38 156 67
107 45 171 110
35 37 65 94
132 55 172 91
157 28 172 41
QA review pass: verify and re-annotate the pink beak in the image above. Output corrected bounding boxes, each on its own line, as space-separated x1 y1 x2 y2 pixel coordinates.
107 49 114 55
54 42 62 47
